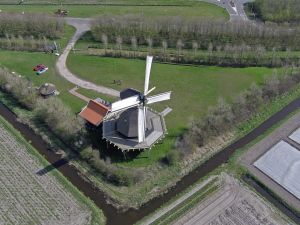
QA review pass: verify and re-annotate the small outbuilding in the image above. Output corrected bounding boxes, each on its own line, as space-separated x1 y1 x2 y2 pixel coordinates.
79 100 110 126
38 83 57 97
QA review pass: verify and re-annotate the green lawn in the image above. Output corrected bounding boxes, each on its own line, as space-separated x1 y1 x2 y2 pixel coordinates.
0 49 116 116
0 0 200 4
67 54 275 166
0 48 276 167
0 2 229 19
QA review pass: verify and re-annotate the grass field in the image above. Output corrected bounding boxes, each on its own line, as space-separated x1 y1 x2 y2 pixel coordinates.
67 54 275 166
0 2 229 19
0 0 195 4
0 116 105 225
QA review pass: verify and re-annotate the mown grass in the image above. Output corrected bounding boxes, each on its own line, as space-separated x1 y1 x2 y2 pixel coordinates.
0 115 105 225
67 54 275 166
0 2 229 19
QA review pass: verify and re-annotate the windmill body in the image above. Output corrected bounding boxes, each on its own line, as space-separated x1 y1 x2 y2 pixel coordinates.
102 56 172 151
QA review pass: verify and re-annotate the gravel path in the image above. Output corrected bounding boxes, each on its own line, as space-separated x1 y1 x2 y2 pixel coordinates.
56 17 120 97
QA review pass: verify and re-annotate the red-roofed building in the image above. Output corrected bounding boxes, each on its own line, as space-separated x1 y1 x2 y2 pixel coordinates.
79 100 110 126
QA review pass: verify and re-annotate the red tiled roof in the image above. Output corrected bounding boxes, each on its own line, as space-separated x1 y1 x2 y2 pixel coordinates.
79 100 110 126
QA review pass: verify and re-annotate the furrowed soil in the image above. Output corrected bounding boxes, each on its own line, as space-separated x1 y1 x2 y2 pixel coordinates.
0 120 91 225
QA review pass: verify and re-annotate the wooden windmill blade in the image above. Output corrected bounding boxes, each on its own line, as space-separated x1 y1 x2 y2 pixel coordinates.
110 95 141 113
147 91 171 105
138 106 146 143
144 56 153 95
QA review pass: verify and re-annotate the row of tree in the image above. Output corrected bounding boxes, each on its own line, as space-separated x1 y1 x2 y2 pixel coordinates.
173 68 300 161
0 68 84 147
87 41 300 68
0 34 52 52
91 15 300 51
0 13 64 39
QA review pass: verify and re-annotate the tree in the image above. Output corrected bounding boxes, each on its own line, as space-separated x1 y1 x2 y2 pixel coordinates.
116 36 122 55
176 39 184 61
192 41 198 57
146 37 153 54
101 34 108 54
162 40 168 61
131 36 137 57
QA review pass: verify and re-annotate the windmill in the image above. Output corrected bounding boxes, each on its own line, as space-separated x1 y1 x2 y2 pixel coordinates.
53 41 60 56
102 56 172 151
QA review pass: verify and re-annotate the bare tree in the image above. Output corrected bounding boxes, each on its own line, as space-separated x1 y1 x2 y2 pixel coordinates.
131 36 137 57
116 36 122 55
101 34 108 54
146 37 153 54
176 39 184 61
192 41 198 57
162 40 168 61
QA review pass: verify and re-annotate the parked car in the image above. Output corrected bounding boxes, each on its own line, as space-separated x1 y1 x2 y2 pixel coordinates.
36 67 48 75
33 64 46 71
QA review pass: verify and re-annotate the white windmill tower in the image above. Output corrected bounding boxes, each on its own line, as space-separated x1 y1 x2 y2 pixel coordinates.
102 56 172 151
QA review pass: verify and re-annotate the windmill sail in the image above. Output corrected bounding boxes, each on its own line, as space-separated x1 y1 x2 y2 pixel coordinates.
138 107 146 143
147 91 171 105
111 95 140 112
144 56 153 95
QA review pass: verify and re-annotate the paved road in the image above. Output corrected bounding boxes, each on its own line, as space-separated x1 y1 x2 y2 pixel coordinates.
202 0 254 21
56 17 120 97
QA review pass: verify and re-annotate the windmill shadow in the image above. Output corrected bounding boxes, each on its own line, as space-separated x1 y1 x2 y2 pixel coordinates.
85 123 147 163
36 158 69 176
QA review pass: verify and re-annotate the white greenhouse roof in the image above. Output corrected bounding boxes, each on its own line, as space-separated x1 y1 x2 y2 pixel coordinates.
289 127 300 144
254 140 300 200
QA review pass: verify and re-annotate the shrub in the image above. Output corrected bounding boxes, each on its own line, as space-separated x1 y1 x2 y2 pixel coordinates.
164 149 181 166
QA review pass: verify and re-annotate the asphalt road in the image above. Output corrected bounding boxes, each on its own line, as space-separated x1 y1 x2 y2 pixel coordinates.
202 0 254 21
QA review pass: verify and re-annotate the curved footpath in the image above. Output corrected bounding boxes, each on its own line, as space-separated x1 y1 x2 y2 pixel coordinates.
56 17 120 97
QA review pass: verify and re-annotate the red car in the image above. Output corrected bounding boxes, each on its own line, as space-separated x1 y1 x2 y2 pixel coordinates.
33 64 46 71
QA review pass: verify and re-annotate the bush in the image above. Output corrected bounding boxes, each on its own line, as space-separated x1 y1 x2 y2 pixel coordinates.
80 147 93 160
164 149 181 166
